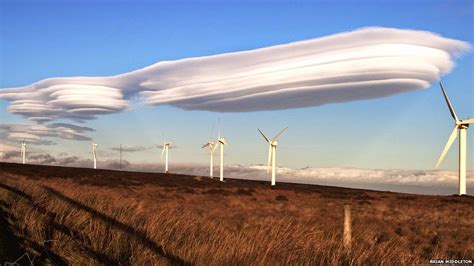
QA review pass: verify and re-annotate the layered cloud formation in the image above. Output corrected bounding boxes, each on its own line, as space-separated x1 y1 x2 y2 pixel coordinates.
0 82 128 123
0 27 469 122
0 123 94 144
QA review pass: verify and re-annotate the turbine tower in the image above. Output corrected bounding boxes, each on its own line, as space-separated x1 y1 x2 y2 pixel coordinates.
217 136 226 182
258 127 288 186
21 140 26 164
202 140 217 178
162 141 171 173
435 81 473 195
92 142 98 169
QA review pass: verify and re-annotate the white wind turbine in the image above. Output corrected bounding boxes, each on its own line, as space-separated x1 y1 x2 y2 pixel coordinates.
435 81 473 195
21 140 26 164
161 141 171 173
92 142 98 169
258 127 288 186
217 134 227 182
202 140 217 178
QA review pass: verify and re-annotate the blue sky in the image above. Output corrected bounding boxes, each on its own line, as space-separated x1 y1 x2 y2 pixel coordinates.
1 0 473 170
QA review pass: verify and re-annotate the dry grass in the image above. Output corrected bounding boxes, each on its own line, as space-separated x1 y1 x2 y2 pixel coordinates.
0 162 473 265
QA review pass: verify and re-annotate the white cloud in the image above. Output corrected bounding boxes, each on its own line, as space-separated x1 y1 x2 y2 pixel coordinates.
0 123 94 144
1 83 128 123
0 143 18 154
0 27 469 122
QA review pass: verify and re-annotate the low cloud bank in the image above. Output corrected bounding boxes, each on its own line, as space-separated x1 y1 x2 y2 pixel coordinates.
0 27 469 123
1 153 471 195
173 164 472 195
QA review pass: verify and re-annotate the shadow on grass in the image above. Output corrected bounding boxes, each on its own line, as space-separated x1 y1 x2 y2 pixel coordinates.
0 200 24 262
0 182 160 265
42 186 190 265
0 183 68 265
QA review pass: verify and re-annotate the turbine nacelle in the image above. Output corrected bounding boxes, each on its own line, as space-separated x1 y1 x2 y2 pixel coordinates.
218 137 226 145
161 141 171 158
202 141 216 151
201 140 215 148
456 120 473 126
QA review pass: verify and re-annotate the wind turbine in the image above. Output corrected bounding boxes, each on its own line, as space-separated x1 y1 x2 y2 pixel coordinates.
217 135 227 182
258 127 288 186
435 81 473 195
202 140 217 178
92 142 98 169
21 140 26 164
161 141 171 173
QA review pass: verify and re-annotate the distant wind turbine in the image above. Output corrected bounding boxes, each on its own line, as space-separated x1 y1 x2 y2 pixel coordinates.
92 142 98 169
202 140 217 178
258 127 288 186
21 140 26 164
216 119 227 182
162 141 171 173
435 81 473 195
217 135 227 182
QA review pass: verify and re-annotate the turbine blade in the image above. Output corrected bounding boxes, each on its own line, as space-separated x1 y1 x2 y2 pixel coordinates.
435 126 458 169
461 118 474 124
210 145 215 155
210 121 216 140
439 82 459 122
161 146 165 158
272 127 288 141
202 143 210 148
258 128 270 143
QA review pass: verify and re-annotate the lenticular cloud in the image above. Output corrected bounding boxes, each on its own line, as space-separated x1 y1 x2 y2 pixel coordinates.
0 27 470 122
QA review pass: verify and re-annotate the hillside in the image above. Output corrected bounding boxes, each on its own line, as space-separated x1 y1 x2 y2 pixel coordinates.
0 162 473 265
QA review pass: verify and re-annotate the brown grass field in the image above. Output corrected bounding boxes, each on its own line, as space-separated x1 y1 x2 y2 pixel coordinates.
0 162 473 265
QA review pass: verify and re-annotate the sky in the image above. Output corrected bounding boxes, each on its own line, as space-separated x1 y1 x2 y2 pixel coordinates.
1 0 473 179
